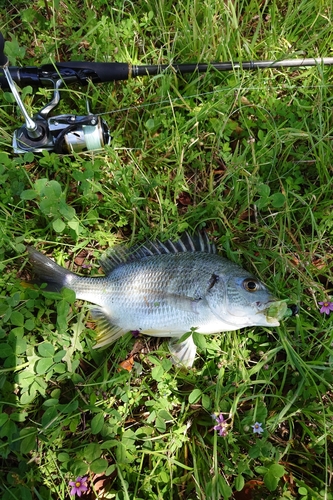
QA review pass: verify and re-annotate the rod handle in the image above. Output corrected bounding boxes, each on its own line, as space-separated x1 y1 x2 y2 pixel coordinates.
0 32 8 66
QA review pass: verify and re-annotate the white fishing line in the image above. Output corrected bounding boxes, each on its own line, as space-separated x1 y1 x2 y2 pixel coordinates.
96 83 333 117
93 78 333 170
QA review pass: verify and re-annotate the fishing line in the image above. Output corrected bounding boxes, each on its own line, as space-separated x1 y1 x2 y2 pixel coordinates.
92 78 333 184
92 78 333 170
94 82 333 117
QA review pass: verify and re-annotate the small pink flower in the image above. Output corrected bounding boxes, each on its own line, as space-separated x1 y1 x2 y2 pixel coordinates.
69 477 88 497
212 413 228 437
318 301 333 315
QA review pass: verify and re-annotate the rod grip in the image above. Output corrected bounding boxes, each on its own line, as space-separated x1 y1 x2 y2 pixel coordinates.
55 61 130 83
0 32 8 66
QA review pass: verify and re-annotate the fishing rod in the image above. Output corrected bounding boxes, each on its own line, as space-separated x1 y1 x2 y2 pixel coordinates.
1 32 333 154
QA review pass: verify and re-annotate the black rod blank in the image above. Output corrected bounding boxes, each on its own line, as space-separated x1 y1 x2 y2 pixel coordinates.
133 58 333 77
1 57 333 89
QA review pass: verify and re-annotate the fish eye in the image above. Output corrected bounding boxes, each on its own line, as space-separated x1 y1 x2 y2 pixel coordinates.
243 278 260 292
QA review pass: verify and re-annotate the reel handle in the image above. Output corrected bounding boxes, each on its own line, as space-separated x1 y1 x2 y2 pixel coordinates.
0 32 44 140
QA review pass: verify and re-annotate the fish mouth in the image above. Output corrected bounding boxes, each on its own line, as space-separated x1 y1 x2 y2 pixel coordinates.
260 299 290 324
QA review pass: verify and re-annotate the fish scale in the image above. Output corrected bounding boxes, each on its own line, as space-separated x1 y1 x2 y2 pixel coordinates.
28 233 289 367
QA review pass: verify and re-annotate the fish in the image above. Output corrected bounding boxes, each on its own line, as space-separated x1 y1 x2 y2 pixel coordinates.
27 233 289 367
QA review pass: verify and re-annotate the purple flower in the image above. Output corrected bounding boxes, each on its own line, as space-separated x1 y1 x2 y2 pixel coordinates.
319 301 333 315
81 263 92 269
252 422 264 434
69 477 88 497
212 413 228 437
131 330 140 338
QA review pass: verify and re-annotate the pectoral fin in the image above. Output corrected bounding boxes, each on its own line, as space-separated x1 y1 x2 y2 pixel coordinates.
168 335 197 367
164 293 204 314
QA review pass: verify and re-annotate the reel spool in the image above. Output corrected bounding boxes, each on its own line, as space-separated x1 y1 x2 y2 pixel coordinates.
61 119 109 153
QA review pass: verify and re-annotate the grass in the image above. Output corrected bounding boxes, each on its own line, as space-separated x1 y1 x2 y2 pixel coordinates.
1 0 333 498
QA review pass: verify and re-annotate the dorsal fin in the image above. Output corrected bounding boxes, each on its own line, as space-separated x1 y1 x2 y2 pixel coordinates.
100 232 216 274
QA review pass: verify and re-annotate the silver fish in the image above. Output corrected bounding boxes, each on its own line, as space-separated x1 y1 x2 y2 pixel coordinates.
28 233 288 367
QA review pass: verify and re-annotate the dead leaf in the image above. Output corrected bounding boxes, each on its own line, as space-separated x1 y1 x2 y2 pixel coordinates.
233 479 264 500
178 192 192 206
118 355 134 372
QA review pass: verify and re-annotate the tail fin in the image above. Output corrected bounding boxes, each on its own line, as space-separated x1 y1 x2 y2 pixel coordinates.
27 246 76 292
